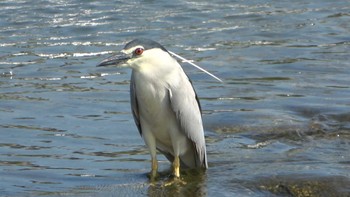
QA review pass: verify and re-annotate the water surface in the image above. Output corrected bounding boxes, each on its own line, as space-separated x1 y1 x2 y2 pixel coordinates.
1 0 350 196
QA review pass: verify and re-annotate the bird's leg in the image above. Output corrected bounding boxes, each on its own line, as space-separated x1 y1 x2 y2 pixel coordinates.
173 155 180 178
150 156 158 179
164 155 187 186
142 130 159 180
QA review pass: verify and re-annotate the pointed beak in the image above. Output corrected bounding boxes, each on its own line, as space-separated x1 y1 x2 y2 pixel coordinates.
97 52 131 67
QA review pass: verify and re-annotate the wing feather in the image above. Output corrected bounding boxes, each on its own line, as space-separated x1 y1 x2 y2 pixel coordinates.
130 72 142 136
168 74 208 168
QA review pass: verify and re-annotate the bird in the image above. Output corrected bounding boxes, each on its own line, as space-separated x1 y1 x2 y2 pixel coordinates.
97 38 208 178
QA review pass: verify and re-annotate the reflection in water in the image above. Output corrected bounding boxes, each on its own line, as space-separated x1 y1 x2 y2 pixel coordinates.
147 169 207 197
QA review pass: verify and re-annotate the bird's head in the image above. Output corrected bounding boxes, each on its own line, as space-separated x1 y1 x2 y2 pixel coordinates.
97 38 175 72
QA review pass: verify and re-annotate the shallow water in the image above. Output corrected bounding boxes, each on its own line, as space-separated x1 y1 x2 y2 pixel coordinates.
1 0 350 196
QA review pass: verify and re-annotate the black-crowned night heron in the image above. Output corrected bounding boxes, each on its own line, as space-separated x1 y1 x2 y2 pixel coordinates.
97 38 208 178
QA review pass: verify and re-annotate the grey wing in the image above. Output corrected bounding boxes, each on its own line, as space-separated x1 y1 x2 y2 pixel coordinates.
130 72 142 136
168 75 208 168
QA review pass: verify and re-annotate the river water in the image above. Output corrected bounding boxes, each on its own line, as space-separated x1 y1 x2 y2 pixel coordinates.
1 0 349 196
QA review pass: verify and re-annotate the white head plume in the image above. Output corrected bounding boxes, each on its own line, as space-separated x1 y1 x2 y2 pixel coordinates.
168 51 223 83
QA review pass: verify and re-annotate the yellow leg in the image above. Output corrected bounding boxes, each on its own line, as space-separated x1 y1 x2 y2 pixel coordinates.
173 156 180 178
150 157 158 180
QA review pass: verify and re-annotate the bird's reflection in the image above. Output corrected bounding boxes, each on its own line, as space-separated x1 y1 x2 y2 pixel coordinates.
147 168 207 197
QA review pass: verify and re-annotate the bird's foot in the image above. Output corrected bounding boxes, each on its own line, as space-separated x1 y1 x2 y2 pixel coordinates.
164 176 186 186
147 170 159 182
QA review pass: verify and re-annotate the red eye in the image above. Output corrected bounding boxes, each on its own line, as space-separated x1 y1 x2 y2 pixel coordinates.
134 48 144 55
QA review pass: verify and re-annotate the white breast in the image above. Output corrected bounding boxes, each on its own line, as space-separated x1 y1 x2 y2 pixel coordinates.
133 71 175 146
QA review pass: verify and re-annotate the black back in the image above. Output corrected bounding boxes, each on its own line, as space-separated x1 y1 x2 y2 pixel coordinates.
124 38 168 52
